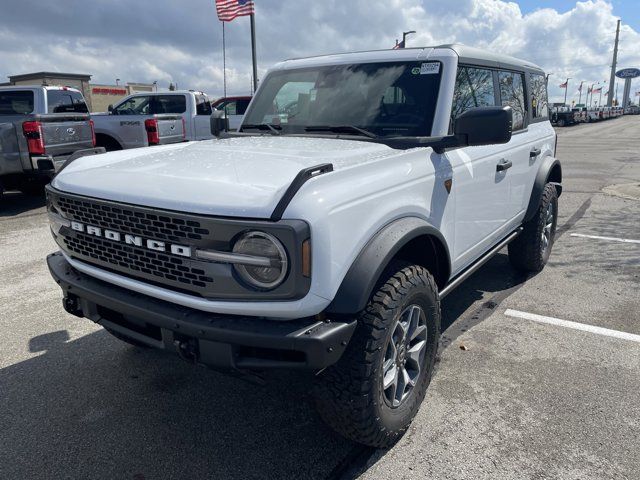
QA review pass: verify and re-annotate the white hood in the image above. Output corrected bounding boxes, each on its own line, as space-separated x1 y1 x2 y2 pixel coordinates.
52 136 401 218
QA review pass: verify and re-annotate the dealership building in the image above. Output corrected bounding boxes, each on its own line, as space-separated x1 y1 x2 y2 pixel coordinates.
1 72 154 112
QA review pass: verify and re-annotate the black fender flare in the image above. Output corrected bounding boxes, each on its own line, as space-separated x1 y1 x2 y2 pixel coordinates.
326 217 451 315
524 156 562 222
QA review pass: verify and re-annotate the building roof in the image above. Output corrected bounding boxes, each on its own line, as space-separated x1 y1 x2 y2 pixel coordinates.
8 72 92 82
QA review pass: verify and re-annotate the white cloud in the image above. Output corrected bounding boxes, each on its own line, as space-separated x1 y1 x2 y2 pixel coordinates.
0 0 638 104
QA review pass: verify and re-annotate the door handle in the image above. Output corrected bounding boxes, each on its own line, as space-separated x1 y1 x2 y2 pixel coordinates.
496 159 512 172
530 148 541 158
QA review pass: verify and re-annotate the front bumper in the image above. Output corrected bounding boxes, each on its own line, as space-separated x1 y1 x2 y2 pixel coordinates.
47 252 355 370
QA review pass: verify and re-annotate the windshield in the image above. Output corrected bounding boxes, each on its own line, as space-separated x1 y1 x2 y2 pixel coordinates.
242 61 442 137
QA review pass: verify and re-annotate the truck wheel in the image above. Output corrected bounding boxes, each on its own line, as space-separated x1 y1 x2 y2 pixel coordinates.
314 263 440 448
96 134 122 152
105 327 150 349
508 183 558 272
557 119 566 127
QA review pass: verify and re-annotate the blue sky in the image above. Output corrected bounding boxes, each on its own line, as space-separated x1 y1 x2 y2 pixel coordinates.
518 0 638 30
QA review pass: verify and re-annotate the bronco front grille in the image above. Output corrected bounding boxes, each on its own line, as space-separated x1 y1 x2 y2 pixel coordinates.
47 186 311 301
64 233 213 290
56 196 210 242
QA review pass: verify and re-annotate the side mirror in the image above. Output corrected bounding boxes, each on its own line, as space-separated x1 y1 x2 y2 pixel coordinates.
454 106 513 147
210 109 229 137
108 104 114 113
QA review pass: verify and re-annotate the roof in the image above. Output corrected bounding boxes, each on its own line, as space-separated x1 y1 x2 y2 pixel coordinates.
0 85 81 92
8 71 92 82
281 44 544 73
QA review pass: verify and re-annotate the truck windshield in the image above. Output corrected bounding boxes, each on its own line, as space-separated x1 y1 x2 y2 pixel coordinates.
242 61 442 138
0 91 34 115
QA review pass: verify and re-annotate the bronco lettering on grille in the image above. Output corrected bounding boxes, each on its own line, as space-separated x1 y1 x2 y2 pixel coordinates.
70 221 192 258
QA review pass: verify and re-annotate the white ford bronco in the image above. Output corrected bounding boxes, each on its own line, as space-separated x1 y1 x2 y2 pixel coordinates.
46 45 561 447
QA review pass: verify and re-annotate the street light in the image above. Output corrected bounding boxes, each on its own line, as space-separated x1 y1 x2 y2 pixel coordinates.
395 30 416 48
403 30 416 47
153 80 158 92
116 78 120 86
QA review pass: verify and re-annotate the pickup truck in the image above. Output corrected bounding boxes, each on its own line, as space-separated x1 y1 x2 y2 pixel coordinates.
0 86 100 196
47 45 561 448
550 106 575 127
92 91 212 151
212 96 252 131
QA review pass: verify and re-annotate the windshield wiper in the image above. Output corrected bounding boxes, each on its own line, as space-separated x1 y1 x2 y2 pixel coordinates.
240 123 281 135
304 125 378 139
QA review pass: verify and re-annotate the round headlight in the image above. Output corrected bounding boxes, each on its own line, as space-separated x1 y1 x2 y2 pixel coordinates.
232 231 288 290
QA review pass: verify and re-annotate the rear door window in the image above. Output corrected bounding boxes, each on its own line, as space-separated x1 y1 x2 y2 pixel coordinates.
451 66 497 121
498 71 527 130
47 90 89 113
530 73 549 120
0 90 34 114
153 95 187 114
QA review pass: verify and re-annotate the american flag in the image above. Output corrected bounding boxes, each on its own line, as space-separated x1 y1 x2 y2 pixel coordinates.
592 87 602 94
559 81 568 88
216 0 254 22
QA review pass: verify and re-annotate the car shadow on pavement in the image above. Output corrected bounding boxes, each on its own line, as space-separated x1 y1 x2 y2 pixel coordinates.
440 252 528 336
0 191 46 217
0 326 356 479
0 254 528 480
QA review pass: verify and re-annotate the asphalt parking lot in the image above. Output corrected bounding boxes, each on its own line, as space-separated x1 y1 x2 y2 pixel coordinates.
1 116 639 480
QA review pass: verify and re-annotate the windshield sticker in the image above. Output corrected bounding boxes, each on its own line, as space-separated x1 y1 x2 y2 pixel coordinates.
420 62 440 75
411 67 421 75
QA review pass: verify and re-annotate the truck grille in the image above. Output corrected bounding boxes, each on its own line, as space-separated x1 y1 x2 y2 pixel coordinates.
47 187 311 301
56 196 210 242
64 233 213 290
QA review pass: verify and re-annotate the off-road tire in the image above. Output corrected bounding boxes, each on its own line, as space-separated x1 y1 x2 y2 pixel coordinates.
105 327 150 349
508 182 558 272
314 262 440 448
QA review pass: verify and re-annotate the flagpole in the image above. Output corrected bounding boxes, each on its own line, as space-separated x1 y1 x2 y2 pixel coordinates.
222 21 227 98
578 81 583 105
250 12 258 93
563 78 570 105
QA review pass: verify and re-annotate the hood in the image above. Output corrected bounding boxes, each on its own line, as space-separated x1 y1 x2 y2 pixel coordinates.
52 136 401 218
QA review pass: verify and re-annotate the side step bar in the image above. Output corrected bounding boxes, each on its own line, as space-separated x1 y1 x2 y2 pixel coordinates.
439 228 523 298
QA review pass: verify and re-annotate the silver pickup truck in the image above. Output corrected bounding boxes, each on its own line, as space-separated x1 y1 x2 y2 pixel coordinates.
0 86 101 197
91 92 206 151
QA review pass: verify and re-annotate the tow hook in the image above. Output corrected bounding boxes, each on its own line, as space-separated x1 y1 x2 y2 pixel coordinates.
174 339 198 364
62 295 83 318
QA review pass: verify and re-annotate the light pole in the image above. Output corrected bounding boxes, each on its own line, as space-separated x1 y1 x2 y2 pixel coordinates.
116 78 120 86
153 80 158 92
599 80 606 106
588 83 596 108
402 30 416 48
578 81 584 105
563 78 571 105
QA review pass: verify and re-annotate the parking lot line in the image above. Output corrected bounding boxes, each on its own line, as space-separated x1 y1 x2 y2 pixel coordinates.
569 233 640 244
504 309 640 344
